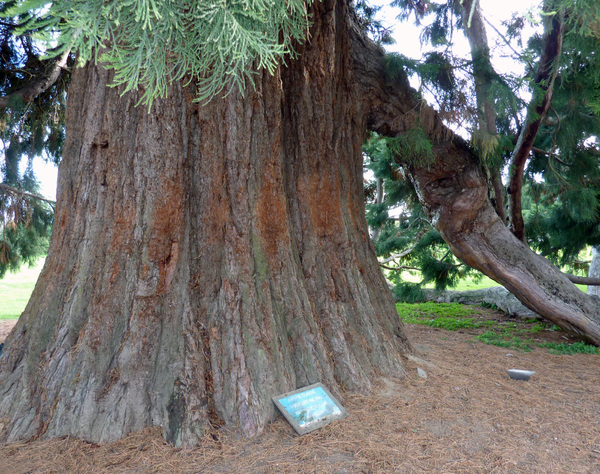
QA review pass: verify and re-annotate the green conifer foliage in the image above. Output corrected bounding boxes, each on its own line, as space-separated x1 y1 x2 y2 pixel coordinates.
363 132 478 299
4 0 313 106
1 2 58 277
522 1 600 268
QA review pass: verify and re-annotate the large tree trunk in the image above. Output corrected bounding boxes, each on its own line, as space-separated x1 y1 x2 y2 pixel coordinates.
0 1 409 445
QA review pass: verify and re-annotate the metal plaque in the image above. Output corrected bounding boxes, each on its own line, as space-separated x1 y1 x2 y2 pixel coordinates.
272 383 348 435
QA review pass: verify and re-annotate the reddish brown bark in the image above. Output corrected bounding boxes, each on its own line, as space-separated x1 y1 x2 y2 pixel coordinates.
508 12 564 242
0 0 409 446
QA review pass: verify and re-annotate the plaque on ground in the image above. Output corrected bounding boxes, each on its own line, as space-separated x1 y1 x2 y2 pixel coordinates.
272 383 348 435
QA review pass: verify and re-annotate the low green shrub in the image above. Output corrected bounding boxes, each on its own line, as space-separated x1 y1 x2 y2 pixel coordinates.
476 331 533 351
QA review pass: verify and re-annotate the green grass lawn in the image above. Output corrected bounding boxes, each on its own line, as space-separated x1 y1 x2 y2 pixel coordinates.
398 270 498 291
397 270 587 292
397 302 598 355
0 259 45 320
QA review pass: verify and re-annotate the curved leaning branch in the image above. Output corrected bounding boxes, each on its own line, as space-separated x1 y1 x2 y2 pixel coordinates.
348 14 600 345
564 274 600 287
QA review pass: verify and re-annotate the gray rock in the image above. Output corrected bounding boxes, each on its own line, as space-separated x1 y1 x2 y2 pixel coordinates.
423 286 540 320
507 369 536 381
407 354 437 368
417 368 428 379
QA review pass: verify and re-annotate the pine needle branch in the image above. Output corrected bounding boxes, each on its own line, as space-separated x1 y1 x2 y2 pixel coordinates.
0 183 55 205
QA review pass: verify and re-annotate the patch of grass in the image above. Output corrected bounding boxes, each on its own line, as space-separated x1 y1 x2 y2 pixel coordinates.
397 302 598 356
529 322 551 334
476 331 534 352
0 258 44 320
396 302 485 319
537 342 598 355
396 302 491 331
403 315 480 330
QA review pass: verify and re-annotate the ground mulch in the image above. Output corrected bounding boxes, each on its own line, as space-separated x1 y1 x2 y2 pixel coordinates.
0 321 15 346
1 309 599 473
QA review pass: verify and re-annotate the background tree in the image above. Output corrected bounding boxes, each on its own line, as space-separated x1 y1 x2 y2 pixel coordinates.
588 247 600 297
0 2 65 276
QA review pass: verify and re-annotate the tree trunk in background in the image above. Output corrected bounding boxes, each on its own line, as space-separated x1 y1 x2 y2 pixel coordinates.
507 12 563 242
461 0 507 223
0 0 409 446
370 178 384 242
588 246 600 297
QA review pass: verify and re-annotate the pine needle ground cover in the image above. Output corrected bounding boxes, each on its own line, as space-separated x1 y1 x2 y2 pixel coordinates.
1 305 599 472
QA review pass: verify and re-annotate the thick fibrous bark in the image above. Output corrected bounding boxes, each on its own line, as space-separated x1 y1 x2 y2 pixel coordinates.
0 1 409 445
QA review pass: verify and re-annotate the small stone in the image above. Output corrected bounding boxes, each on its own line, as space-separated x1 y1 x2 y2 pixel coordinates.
507 369 535 380
417 368 428 379
407 354 437 368
506 353 514 357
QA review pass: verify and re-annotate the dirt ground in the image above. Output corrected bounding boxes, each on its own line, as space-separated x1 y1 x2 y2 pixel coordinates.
1 309 599 473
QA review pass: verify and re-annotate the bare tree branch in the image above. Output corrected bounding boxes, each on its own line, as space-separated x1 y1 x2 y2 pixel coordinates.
564 273 600 286
0 48 71 110
379 263 421 272
0 182 55 205
508 12 564 242
482 16 535 72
